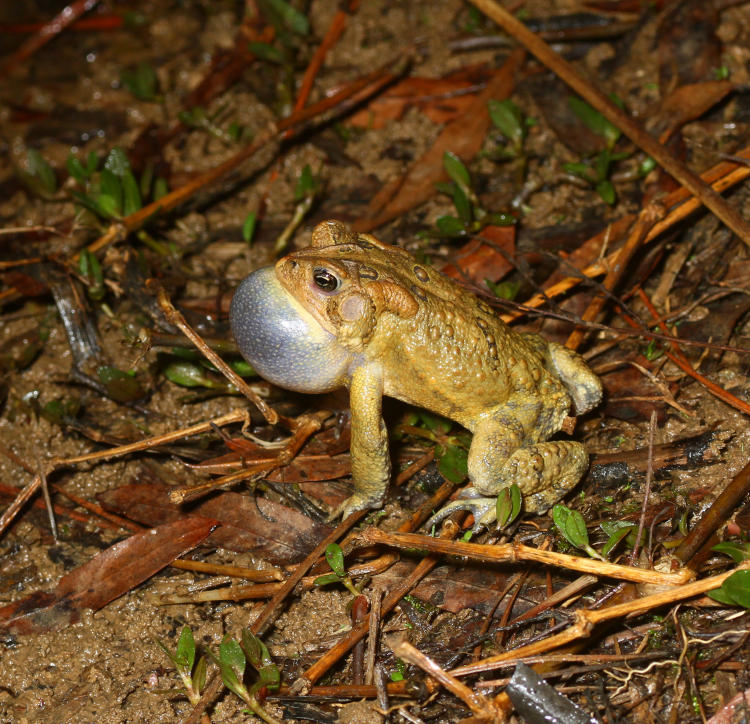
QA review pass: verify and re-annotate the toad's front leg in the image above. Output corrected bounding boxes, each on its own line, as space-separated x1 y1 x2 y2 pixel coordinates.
331 364 391 520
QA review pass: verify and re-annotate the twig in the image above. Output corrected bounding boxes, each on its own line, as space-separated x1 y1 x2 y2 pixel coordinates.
468 0 750 245
1 0 100 74
0 409 248 537
153 283 280 426
390 637 498 719
635 288 750 415
360 528 693 586
449 561 750 678
501 152 750 325
566 207 661 351
674 458 750 566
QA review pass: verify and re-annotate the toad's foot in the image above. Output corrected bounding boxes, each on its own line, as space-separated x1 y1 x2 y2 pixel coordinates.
328 492 385 523
426 487 498 533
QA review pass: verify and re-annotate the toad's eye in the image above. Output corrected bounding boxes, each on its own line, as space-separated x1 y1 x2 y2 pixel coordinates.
312 268 340 292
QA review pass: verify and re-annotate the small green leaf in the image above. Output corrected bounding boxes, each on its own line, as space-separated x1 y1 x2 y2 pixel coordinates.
79 249 105 301
552 504 589 548
294 164 316 201
25 149 58 195
568 96 621 148
706 586 736 605
121 62 159 101
443 151 470 189
313 572 341 587
709 570 750 608
99 168 123 211
97 366 144 402
176 626 196 671
67 155 89 183
435 215 466 237
437 445 468 484
486 278 519 301
563 162 594 182
495 484 521 528
595 179 616 205
122 171 142 216
242 212 257 244
164 361 222 389
601 524 634 558
194 655 207 695
452 184 473 224
488 99 524 144
248 41 285 64
95 193 121 219
259 0 310 35
712 542 750 563
325 543 346 577
219 637 247 699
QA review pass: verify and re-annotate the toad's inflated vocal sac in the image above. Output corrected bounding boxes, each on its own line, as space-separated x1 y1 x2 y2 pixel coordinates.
230 221 602 528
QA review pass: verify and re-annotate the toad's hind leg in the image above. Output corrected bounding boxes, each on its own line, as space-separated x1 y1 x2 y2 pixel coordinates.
494 441 588 512
429 411 588 530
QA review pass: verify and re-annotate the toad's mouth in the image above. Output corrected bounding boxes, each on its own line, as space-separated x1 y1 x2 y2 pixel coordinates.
230 266 352 393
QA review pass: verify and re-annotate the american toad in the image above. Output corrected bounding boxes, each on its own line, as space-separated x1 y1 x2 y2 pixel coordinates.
230 221 602 527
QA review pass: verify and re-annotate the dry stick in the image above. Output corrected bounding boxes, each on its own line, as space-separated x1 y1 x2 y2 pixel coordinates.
391 638 496 719
180 510 368 724
154 283 279 426
635 288 750 416
291 0 359 114
450 561 750 679
468 0 750 246
674 459 750 566
1 0 100 74
565 207 661 352
360 529 692 586
0 409 247 537
501 159 750 325
630 410 657 566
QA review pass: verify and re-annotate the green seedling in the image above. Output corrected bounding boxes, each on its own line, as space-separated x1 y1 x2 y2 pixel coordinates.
599 520 643 558
97 365 145 403
70 147 142 220
399 409 470 484
429 151 515 239
243 211 258 244
274 165 322 253
485 278 520 301
78 249 105 301
495 484 522 529
17 148 58 198
563 96 630 204
120 62 160 101
178 105 252 144
486 98 533 161
157 625 207 707
313 543 362 596
552 504 606 561
212 630 281 724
